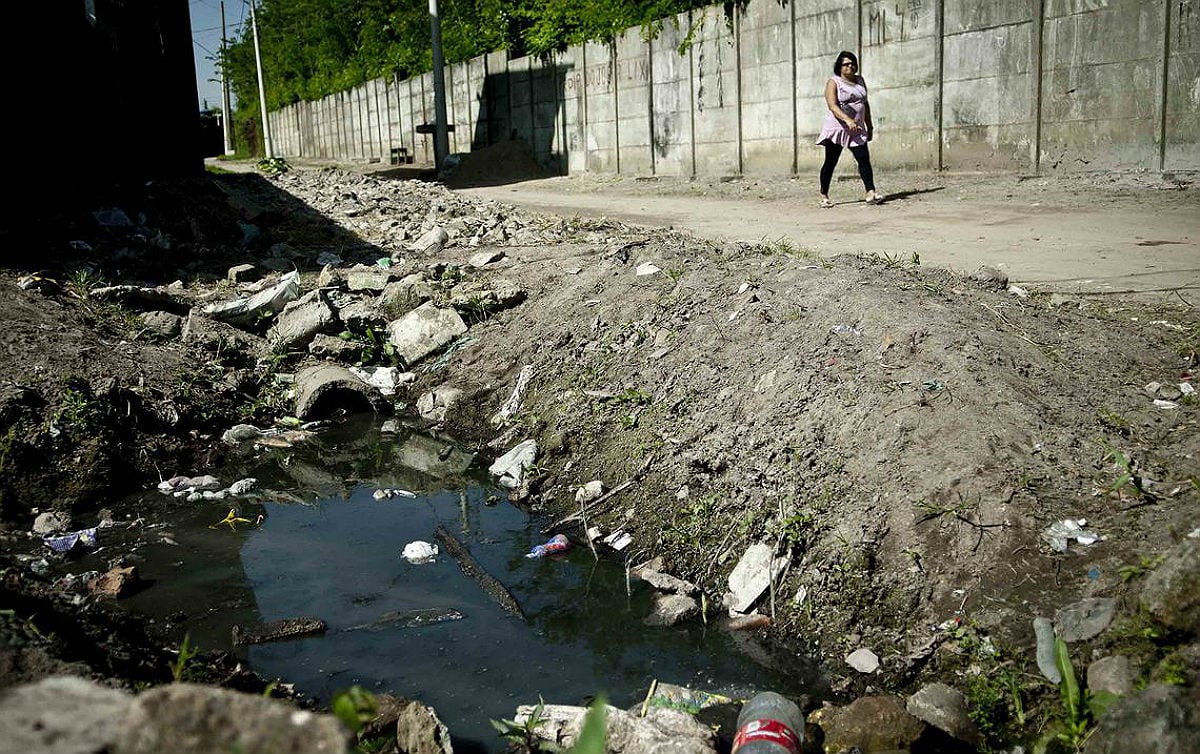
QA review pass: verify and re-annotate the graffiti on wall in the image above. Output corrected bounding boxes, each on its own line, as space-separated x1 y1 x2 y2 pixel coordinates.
565 56 650 95
1045 0 1111 15
867 0 926 46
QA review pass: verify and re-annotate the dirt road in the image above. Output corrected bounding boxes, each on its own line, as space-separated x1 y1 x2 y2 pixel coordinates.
457 172 1200 297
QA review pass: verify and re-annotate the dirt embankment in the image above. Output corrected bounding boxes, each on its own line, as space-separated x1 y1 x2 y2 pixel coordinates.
1 164 1197 751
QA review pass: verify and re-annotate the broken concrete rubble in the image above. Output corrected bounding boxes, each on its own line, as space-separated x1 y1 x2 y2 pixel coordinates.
386 302 468 367
267 290 338 351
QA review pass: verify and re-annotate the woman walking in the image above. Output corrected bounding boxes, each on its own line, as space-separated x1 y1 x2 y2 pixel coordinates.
817 51 883 207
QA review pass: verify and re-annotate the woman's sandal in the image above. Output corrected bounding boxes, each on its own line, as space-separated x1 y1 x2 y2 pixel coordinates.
867 193 885 205
819 198 833 208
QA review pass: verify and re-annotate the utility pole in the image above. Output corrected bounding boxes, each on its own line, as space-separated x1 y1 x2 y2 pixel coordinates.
250 0 274 158
429 0 449 168
220 1 234 155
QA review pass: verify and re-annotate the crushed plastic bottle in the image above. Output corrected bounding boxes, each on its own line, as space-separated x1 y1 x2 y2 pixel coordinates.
732 691 804 754
525 533 570 559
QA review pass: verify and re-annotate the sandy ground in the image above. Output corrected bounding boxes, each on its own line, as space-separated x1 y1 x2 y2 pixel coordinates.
455 172 1200 297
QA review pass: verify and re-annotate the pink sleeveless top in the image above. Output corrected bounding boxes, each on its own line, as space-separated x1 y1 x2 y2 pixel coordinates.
817 76 868 148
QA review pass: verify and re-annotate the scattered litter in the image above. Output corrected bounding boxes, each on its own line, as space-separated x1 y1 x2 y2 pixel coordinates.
380 419 401 434
1042 518 1103 552
1188 527 1200 539
1033 617 1061 682
830 324 863 337
211 509 258 530
846 647 880 673
43 528 98 553
376 257 393 269
222 424 264 444
921 380 945 392
350 365 411 397
493 365 535 426
575 480 605 505
526 534 570 559
488 439 539 489
402 541 439 564
1153 399 1179 409
737 282 752 295
1008 285 1029 298
642 682 731 714
374 488 417 500
158 475 222 496
601 529 633 551
635 263 661 277
1180 383 1196 396
726 543 788 613
227 478 256 495
203 270 300 325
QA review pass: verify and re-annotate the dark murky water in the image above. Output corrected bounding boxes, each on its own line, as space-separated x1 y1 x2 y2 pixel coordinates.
101 417 815 750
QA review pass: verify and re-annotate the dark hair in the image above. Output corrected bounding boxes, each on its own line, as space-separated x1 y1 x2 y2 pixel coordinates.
833 51 859 75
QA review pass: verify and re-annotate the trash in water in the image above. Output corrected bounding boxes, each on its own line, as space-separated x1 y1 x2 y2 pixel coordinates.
374 488 417 500
403 541 439 564
158 475 222 495
830 324 863 337
1042 518 1103 553
211 509 260 531
44 528 98 553
526 533 570 559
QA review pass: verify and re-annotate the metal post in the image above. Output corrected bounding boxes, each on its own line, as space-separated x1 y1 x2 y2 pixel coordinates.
220 1 233 155
250 0 273 158
429 0 450 168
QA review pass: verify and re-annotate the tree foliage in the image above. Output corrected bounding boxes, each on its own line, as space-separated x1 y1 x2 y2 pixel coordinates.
222 0 719 118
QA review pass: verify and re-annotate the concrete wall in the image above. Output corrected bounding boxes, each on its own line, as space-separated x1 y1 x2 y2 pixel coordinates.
270 0 1199 175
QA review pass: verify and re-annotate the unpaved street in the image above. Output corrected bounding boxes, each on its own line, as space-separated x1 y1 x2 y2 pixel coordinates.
457 172 1200 297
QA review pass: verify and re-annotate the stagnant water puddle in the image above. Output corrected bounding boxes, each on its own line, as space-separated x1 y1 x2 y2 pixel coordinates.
76 416 817 750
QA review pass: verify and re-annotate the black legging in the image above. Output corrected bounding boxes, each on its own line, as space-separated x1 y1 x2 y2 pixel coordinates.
820 143 875 195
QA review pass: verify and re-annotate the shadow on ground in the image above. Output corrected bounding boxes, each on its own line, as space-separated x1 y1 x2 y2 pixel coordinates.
1 172 379 286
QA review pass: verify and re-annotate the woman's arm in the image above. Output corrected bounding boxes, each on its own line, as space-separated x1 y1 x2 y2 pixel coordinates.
824 79 859 131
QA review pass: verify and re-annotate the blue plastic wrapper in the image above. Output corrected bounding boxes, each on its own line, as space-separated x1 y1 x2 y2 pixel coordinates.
43 527 99 553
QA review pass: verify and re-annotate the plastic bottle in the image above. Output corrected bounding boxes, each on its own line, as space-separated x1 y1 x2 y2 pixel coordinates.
525 533 570 559
732 692 804 754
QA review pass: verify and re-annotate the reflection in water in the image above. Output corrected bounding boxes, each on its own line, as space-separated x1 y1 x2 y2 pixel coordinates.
120 416 816 752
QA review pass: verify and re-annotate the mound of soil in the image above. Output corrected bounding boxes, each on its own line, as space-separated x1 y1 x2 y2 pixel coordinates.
443 140 551 189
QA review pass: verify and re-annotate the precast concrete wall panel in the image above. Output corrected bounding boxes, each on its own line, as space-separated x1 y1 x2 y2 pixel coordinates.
561 46 588 174
795 1 858 171
615 28 654 175
450 61 473 154
533 54 563 171
943 0 1036 170
651 13 695 176
1041 0 1163 170
509 56 535 154
692 5 740 174
367 80 381 160
485 51 510 146
584 41 619 173
739 0 795 174
862 0 939 169
415 73 433 165
1165 0 1200 167
467 56 488 150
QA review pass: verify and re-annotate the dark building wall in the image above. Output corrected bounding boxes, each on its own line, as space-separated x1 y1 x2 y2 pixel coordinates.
24 0 202 193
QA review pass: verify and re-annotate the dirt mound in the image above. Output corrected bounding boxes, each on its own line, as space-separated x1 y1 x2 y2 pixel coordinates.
443 140 550 188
